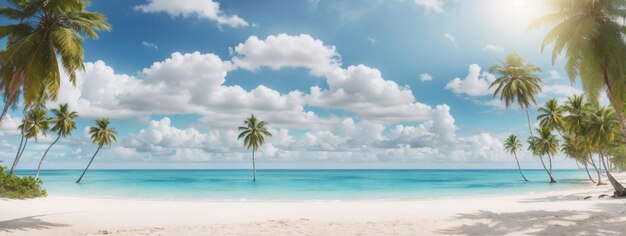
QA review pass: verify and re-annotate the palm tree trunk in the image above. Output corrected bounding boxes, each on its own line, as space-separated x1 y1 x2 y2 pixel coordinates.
548 154 553 175
252 149 256 181
525 108 534 136
599 146 626 197
9 134 26 175
539 155 557 183
35 134 61 180
583 162 595 183
76 144 102 184
589 153 604 185
11 138 29 174
513 153 528 181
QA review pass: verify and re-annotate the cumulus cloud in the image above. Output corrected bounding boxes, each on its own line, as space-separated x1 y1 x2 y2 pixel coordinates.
445 64 495 96
231 34 341 77
134 0 249 27
419 73 433 81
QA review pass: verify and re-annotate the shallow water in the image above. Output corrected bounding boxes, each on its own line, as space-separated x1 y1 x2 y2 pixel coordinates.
14 169 591 201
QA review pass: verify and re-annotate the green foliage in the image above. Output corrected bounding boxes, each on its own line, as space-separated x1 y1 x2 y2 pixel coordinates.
504 134 522 156
489 52 543 109
0 166 47 199
238 114 272 151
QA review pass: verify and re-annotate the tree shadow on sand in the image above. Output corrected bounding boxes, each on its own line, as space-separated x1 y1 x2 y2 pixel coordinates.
0 213 72 233
439 202 626 235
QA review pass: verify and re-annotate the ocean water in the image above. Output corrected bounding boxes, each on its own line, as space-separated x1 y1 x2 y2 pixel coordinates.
13 169 592 201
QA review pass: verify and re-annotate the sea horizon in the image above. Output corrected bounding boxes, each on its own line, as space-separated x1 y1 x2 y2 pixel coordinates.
14 169 593 201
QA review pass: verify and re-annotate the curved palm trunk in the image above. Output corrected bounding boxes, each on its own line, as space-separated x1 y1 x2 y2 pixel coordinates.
599 146 626 197
589 154 604 185
538 155 557 183
525 108 534 136
11 138 29 174
9 134 26 175
583 162 595 183
76 144 102 184
252 149 256 181
513 153 528 181
35 135 61 180
548 154 553 174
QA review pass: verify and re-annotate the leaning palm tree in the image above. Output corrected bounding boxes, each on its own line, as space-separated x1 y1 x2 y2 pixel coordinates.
537 98 565 135
504 134 528 181
489 52 543 136
0 0 111 126
584 106 626 196
531 0 626 137
561 135 595 183
76 118 117 183
35 104 78 179
9 108 49 174
530 127 559 183
237 114 272 181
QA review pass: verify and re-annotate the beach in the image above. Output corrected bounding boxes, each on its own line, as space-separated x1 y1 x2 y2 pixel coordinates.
2 174 626 235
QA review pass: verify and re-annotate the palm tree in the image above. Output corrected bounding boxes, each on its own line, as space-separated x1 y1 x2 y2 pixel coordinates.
76 118 117 184
561 135 595 183
584 106 626 196
537 98 565 135
562 95 590 134
237 114 272 181
529 127 559 183
531 0 626 137
489 52 543 136
35 104 78 179
9 108 49 174
504 134 528 181
0 0 111 126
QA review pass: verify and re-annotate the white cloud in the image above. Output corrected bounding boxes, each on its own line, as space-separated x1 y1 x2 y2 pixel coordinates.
444 33 457 48
0 114 21 136
413 0 444 14
142 41 158 50
134 0 249 28
483 44 503 53
548 70 561 79
231 34 341 77
541 84 582 100
445 64 495 97
419 73 433 81
367 36 376 44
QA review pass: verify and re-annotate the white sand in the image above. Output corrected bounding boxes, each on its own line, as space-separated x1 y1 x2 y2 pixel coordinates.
2 175 626 235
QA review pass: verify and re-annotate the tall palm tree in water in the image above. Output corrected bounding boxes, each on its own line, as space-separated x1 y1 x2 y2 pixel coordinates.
35 103 78 179
561 135 595 183
528 127 559 183
504 134 528 181
76 118 117 184
238 114 272 181
0 0 110 126
489 52 543 136
9 108 49 174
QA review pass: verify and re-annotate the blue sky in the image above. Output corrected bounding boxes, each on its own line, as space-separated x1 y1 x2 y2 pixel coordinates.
0 0 590 169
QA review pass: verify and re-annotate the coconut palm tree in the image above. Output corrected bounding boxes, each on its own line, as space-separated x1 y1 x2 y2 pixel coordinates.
529 127 559 183
561 135 595 183
0 0 111 126
562 95 590 134
35 104 78 179
537 98 565 135
237 114 272 181
489 52 543 136
531 0 626 136
504 134 528 181
76 118 117 184
9 108 49 174
584 106 626 196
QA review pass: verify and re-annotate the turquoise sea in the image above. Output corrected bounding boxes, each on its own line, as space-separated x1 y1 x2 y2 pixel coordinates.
14 169 592 201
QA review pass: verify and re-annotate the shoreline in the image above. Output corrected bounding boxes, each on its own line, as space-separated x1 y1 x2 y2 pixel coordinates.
2 173 625 235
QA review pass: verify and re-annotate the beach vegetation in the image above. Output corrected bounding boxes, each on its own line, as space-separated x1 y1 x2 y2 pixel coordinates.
36 104 78 179
0 165 47 199
504 134 528 181
238 114 272 181
76 118 117 183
